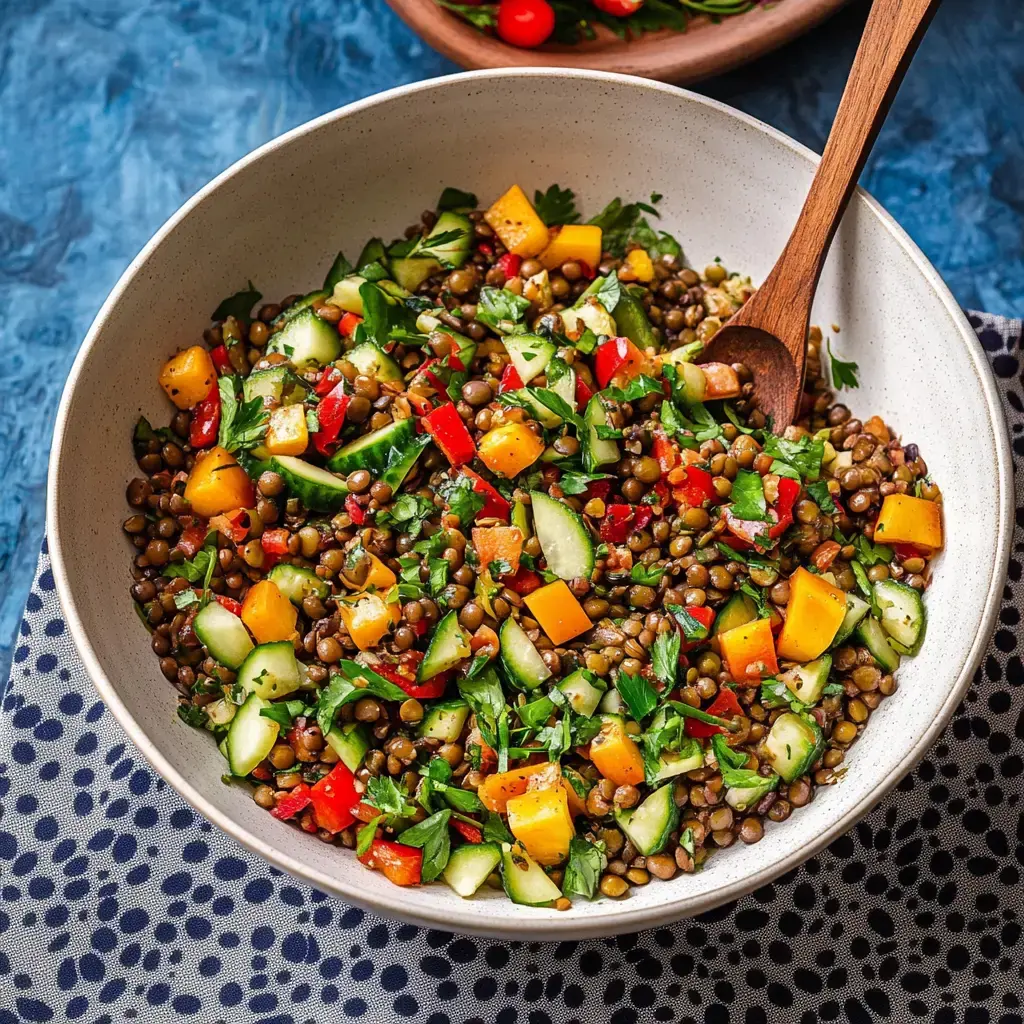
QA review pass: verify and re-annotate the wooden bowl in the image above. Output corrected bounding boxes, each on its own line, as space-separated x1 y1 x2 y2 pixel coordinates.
387 0 851 84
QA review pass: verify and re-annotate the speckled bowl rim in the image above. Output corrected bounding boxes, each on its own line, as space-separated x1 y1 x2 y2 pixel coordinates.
47 69 1013 940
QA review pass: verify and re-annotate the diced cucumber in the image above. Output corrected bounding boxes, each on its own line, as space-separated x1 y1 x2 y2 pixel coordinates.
267 308 341 370
874 579 926 655
833 592 870 646
614 783 679 856
274 290 329 327
271 456 349 513
204 697 236 730
500 843 562 907
529 490 595 581
378 280 410 302
325 722 371 772
421 211 472 268
193 601 254 670
781 655 832 706
503 334 555 385
417 700 470 742
511 499 531 537
547 358 576 410
330 275 367 314
646 740 704 785
854 615 901 673
583 396 619 473
499 615 552 691
236 642 303 700
267 563 330 605
444 842 502 898
346 342 403 383
243 366 308 406
561 297 617 339
613 286 658 351
508 389 563 429
660 353 706 402
326 416 415 477
598 688 624 715
557 669 606 718
381 434 431 493
225 693 280 777
713 592 758 635
418 610 471 681
724 774 778 812
763 712 825 783
391 256 441 292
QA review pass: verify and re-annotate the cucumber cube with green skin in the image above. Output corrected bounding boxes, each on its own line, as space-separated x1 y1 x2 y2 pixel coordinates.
713 592 758 635
193 601 254 670
832 592 870 647
271 456 349 513
854 615 901 673
780 655 832 706
267 307 341 370
583 396 619 473
613 286 659 351
762 712 825 783
500 843 562 907
725 775 778 812
331 275 367 314
225 694 280 777
556 669 606 718
499 615 551 690
417 700 470 743
873 579 926 655
529 490 595 582
561 298 617 339
236 642 303 700
326 417 416 477
345 341 403 383
273 290 329 326
613 783 680 856
503 334 555 384
444 843 502 898
267 564 330 605
391 256 441 292
325 723 372 772
243 366 308 406
418 611 471 681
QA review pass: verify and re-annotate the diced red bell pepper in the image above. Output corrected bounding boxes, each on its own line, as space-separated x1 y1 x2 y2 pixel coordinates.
359 839 422 886
374 660 451 701
685 686 744 738
599 504 654 543
594 337 647 389
312 379 351 456
575 374 594 410
209 508 250 544
577 260 596 280
261 527 290 556
189 381 221 449
251 764 272 782
582 478 612 504
339 312 363 338
651 431 679 475
462 468 511 522
477 241 494 258
894 543 923 560
498 362 525 395
309 762 359 833
673 465 715 509
270 783 312 821
503 566 543 596
345 494 366 525
769 477 800 540
315 365 345 397
214 594 243 616
651 480 670 508
423 402 476 467
497 253 522 279
678 604 716 654
450 819 483 844
210 344 233 376
724 476 801 550
178 522 209 558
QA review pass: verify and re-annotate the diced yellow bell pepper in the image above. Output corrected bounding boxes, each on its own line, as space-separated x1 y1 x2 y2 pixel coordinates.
621 248 655 283
484 185 549 257
241 579 299 644
159 346 217 410
477 423 545 478
184 446 255 518
539 224 603 271
338 591 400 651
873 494 942 552
265 404 309 456
718 618 779 682
589 716 645 787
349 551 397 594
507 789 574 866
524 580 592 645
776 567 847 662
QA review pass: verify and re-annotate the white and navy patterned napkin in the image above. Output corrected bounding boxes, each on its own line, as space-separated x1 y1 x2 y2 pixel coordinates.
1 312 1021 1024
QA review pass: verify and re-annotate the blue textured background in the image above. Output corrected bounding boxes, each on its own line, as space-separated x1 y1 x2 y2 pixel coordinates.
0 0 1021 684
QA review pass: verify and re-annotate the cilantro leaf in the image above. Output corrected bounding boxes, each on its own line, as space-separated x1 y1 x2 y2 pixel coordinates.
587 197 658 258
679 827 695 858
729 469 770 522
807 479 837 514
437 186 478 211
562 837 605 901
163 536 217 586
517 695 556 729
534 184 580 226
762 434 825 481
427 557 449 598
365 775 416 817
853 534 893 567
315 664 409 734
217 376 268 453
475 286 531 331
558 470 610 496
259 700 307 728
826 337 860 389
482 811 515 846
376 493 436 539
438 474 486 527
211 281 261 323
356 815 383 856
601 374 665 403
358 281 418 348
398 809 451 882
615 670 659 723
650 631 680 688
630 564 666 585
739 580 770 619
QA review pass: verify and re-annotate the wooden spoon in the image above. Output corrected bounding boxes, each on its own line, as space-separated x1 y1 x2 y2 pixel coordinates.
699 0 941 428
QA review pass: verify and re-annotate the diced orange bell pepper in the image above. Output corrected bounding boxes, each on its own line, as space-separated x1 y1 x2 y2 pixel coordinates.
507 789 575 865
472 526 524 576
524 580 592 645
873 494 942 553
159 346 217 410
718 617 779 682
265 404 309 456
539 224 603 271
184 446 255 518
484 185 549 257
700 362 742 400
477 761 585 817
478 423 545 478
776 567 847 662
338 591 401 651
589 716 645 787
241 579 298 644
346 550 397 594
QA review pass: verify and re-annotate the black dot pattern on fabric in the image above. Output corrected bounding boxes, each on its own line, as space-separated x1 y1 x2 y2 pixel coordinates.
0 313 1022 1023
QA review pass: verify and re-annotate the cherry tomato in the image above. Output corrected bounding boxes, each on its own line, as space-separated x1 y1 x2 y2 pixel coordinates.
591 0 645 14
496 0 555 48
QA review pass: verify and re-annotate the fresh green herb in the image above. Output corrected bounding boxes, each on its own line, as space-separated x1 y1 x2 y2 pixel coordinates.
712 734 779 793
729 469 770 522
377 493 436 539
716 543 778 575
722 403 758 435
415 228 471 265
358 281 419 348
592 273 623 313
630 564 666 586
482 811 515 846
488 559 513 578
212 281 261 323
305 408 320 433
679 826 695 859
457 669 506 741
562 837 605 901
355 816 383 857
574 326 599 355
534 184 580 226
616 671 659 723
365 774 417 817
594 424 624 440
665 604 710 644
177 703 208 729
436 0 496 28
172 589 200 610
807 479 837 514
217 377 269 453
587 196 667 258
476 286 531 331
133 416 177 450
602 374 666 403
162 536 217 586
398 810 451 881
259 700 307 728
437 186 478 211
762 434 825 481
853 534 894 567
650 631 680 688
465 652 491 681
500 387 583 430
427 557 449 598
851 561 875 609
826 337 860 390
666 700 741 733
823 682 844 696
558 470 610 496
315 664 409 734
739 580 770 619
518 695 556 730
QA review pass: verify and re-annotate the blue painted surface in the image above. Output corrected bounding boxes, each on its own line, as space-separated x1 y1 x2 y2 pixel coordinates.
0 0 1020 681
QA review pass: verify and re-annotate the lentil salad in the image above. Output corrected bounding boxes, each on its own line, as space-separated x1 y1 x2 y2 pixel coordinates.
125 182 943 907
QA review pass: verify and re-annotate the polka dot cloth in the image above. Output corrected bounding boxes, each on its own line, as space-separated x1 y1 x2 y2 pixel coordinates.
1 312 1021 1024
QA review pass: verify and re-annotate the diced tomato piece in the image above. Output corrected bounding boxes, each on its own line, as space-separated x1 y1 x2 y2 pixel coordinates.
497 253 522 279
339 312 363 338
345 494 366 525
210 344 233 376
261 527 290 556
651 431 679 475
575 374 594 410
177 522 209 558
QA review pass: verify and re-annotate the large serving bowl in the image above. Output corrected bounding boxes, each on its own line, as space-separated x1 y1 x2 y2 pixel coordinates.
48 69 1012 940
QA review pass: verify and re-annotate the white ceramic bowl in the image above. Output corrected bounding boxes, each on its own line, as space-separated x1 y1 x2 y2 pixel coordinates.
48 70 1012 940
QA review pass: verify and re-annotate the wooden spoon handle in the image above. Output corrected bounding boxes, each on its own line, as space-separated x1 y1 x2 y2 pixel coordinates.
737 0 942 363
